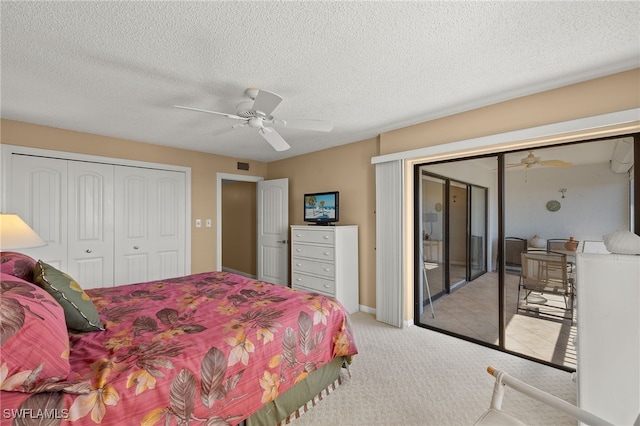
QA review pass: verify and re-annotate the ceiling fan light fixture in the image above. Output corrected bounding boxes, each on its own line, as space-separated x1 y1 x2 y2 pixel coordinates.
248 117 264 129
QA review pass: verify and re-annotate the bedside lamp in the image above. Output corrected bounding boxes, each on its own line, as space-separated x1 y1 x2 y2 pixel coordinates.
0 213 46 249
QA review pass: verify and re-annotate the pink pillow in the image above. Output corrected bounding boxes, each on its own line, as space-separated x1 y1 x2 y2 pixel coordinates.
1 251 37 283
0 272 70 392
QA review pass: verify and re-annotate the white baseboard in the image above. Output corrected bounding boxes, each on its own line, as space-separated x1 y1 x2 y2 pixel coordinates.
356 305 413 328
358 305 376 315
222 267 256 279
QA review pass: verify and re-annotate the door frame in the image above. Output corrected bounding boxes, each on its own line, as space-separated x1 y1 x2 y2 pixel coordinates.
215 173 264 271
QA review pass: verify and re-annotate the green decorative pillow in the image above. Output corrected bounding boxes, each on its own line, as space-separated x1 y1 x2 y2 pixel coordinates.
34 260 104 332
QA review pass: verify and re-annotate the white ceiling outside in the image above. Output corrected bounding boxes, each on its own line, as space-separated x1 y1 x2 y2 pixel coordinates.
1 1 639 163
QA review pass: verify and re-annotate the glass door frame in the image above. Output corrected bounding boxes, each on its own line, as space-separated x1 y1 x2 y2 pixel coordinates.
468 183 488 282
416 170 488 294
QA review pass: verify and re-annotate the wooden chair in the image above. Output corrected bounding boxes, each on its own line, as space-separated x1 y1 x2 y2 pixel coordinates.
517 250 574 323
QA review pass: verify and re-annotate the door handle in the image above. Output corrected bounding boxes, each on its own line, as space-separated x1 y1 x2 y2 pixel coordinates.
278 240 288 244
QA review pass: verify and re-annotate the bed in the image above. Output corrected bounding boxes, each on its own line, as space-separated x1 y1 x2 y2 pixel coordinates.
0 251 358 425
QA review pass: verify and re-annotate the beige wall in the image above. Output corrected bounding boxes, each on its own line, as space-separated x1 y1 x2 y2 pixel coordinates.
267 138 379 310
221 181 256 275
0 119 267 273
380 68 640 156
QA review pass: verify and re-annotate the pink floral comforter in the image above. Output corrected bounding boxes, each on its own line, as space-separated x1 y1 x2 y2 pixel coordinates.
0 271 358 425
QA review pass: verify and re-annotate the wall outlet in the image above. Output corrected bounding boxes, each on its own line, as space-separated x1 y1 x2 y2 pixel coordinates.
206 219 212 228
195 219 201 228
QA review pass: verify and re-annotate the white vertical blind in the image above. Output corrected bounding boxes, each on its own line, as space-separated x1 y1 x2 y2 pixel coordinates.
375 160 404 327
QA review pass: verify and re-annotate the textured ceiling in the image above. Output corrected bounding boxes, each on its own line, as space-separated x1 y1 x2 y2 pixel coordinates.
1 1 639 162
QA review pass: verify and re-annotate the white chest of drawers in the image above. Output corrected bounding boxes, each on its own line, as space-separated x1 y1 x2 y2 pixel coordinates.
291 225 359 313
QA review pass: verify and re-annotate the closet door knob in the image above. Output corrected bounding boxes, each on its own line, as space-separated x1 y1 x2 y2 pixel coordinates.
85 249 92 253
133 246 139 250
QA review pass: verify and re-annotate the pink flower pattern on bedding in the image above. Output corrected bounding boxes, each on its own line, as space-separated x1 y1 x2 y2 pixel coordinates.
0 271 358 425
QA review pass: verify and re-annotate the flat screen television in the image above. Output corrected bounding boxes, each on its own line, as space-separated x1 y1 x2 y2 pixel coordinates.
304 191 339 225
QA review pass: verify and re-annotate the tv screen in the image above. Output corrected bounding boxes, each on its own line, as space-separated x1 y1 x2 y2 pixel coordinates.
304 191 339 225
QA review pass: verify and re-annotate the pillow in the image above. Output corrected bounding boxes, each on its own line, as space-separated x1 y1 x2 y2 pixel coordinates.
33 260 104 332
0 251 37 283
0 272 71 392
603 230 640 255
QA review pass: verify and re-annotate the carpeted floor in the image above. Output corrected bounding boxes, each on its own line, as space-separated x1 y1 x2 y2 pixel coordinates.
291 311 576 426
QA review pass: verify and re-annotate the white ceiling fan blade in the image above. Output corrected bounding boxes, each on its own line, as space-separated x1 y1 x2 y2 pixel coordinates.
174 105 245 120
274 118 333 132
252 90 283 116
259 127 290 151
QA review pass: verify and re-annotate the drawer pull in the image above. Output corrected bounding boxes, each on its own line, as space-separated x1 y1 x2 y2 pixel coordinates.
323 235 329 239
323 268 330 272
324 284 330 288
323 251 330 256
296 248 302 252
85 249 92 253
296 263 302 267
296 278 302 282
296 234 302 237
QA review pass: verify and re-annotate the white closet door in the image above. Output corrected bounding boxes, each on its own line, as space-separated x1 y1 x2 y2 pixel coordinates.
67 161 115 288
152 170 186 280
115 167 185 284
9 155 68 270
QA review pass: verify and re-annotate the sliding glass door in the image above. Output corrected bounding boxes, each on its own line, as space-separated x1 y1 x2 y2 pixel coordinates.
416 165 492 343
415 135 637 371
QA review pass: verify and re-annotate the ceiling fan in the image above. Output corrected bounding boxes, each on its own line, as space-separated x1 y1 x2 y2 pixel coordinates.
174 88 333 152
507 151 572 168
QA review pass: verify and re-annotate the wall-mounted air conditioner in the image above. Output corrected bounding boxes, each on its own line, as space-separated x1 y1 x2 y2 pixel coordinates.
610 137 634 174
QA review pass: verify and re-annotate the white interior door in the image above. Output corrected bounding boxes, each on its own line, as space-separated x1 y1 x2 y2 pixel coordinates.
257 178 289 286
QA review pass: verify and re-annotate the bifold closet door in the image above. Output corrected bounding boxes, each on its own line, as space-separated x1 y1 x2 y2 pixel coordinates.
9 155 68 270
10 156 116 287
67 161 115 287
115 167 186 285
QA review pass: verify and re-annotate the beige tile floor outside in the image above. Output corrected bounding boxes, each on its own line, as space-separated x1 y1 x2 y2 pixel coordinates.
419 265 577 369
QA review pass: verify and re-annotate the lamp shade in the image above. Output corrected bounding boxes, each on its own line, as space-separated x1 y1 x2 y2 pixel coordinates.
0 213 46 249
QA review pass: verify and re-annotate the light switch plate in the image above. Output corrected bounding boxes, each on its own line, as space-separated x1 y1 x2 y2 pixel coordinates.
206 219 212 228
195 219 202 228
